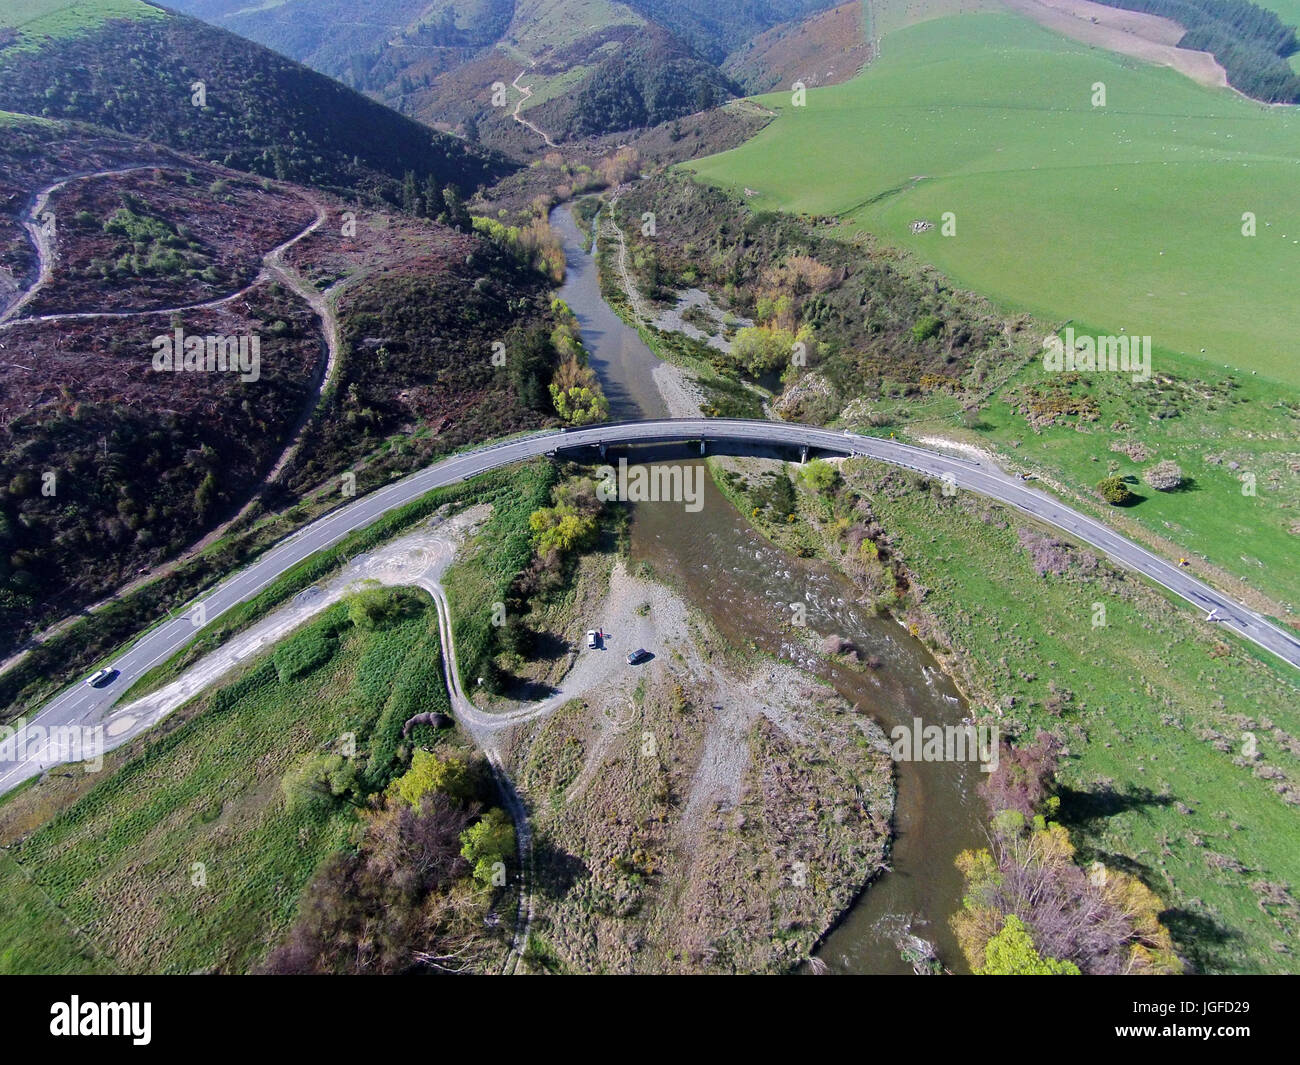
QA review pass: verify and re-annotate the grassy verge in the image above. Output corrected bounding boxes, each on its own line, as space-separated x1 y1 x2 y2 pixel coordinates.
0 589 454 973
0 850 108 974
767 453 1300 973
843 332 1300 617
1 429 556 724
107 463 551 706
442 462 560 693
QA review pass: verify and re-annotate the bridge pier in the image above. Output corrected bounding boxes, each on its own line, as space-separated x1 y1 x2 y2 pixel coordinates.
800 445 808 464
699 440 706 456
598 442 607 458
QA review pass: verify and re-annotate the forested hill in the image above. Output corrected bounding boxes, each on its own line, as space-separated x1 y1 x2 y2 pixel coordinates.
162 0 843 144
528 27 739 139
0 1 514 203
1095 0 1300 102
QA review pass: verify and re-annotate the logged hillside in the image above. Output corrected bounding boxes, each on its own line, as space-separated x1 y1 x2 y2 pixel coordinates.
0 110 573 656
1095 0 1300 101
0 0 512 203
271 207 564 502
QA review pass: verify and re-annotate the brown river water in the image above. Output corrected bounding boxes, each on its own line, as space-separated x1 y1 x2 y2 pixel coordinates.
552 205 985 973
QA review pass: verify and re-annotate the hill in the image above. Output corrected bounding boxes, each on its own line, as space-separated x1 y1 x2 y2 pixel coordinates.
722 1 873 93
0 1 591 656
687 10 1300 387
0 0 512 204
163 0 841 146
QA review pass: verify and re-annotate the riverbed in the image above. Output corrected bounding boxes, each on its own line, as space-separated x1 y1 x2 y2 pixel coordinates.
551 203 986 973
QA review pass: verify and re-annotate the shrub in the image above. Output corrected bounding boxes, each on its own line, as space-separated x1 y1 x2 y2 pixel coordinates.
391 749 476 809
461 807 516 886
910 315 943 343
1097 476 1134 505
801 459 839 495
979 914 1080 975
1143 459 1183 491
347 586 423 630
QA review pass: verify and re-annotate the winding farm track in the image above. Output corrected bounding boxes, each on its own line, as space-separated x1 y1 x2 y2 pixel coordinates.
604 195 650 324
510 61 558 148
0 165 165 327
0 168 347 656
0 169 332 329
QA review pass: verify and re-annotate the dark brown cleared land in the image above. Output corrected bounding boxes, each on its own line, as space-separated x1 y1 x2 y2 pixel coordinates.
723 1 874 93
25 169 316 316
0 118 560 657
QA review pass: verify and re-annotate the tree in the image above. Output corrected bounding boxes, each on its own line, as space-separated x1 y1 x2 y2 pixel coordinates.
733 325 811 379
1097 475 1134 505
529 504 597 555
1143 459 1183 491
391 749 475 809
421 174 444 219
979 915 1080 975
550 384 608 425
439 184 472 231
801 459 839 495
401 170 420 214
461 807 515 886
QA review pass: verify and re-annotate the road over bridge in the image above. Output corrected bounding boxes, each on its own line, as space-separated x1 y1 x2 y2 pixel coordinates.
3 417 1297 792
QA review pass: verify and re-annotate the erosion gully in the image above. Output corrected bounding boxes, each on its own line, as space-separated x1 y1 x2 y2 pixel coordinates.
552 205 985 974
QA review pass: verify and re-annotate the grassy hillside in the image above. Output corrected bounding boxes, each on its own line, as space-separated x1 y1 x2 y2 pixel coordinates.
0 0 165 49
687 11 1300 386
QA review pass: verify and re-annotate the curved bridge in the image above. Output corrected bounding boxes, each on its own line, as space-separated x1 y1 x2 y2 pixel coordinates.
4 417 1297 793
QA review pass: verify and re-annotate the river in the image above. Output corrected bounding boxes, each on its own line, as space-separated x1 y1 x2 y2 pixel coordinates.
552 204 986 974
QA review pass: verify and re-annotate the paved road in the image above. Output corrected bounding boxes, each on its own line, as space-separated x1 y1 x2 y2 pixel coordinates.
3 417 1297 793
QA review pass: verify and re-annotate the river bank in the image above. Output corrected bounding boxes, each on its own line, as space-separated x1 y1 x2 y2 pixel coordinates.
501 558 895 973
549 201 987 973
566 188 1300 971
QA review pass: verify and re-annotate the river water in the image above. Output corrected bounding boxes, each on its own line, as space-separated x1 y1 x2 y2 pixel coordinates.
552 205 985 974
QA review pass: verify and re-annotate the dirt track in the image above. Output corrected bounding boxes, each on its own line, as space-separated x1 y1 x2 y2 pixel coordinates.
999 0 1229 89
510 61 558 148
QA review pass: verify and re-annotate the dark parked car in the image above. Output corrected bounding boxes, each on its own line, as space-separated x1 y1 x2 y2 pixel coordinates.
626 648 651 665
